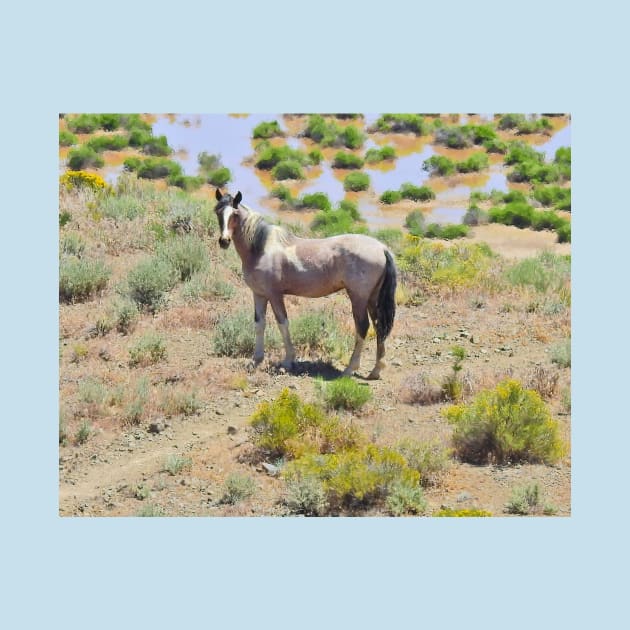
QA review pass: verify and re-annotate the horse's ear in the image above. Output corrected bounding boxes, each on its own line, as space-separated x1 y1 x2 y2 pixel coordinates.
233 191 242 208
215 188 223 202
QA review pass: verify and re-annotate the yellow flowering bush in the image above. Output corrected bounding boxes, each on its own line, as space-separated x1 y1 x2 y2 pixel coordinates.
444 379 566 465
60 170 112 193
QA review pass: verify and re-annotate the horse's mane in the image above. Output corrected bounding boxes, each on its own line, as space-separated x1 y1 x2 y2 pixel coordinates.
240 204 294 256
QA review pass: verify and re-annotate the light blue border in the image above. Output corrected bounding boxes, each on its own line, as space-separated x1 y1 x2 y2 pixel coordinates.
3 1 628 628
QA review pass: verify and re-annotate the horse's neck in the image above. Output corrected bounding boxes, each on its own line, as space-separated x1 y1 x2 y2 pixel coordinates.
232 209 256 265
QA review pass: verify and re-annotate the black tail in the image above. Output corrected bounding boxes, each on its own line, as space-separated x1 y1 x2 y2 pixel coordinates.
376 250 397 342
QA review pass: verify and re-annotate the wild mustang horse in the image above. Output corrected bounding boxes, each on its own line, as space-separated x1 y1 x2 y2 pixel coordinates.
214 189 397 379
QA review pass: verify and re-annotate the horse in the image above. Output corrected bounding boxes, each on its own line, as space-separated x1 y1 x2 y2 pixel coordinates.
214 189 397 379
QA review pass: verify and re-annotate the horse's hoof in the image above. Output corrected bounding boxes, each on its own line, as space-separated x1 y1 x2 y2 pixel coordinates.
366 370 381 380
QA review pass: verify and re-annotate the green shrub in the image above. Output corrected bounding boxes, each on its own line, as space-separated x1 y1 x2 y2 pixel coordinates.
364 145 396 163
249 388 361 458
289 309 353 359
556 222 571 243
207 167 231 187
424 223 470 240
128 128 153 148
181 271 235 302
129 331 167 366
160 388 202 417
441 345 466 402
157 234 208 281
285 475 329 515
444 379 566 465
59 130 77 146
136 504 165 517
220 474 256 504
505 483 557 515
164 454 192 476
533 186 571 211
498 113 526 130
255 144 313 170
141 135 172 156
505 252 570 293
400 183 435 202
59 256 110 303
252 120 283 139
463 205 487 226
332 152 364 169
515 117 553 135
436 126 470 148
98 114 123 131
310 205 368 237
298 192 332 211
551 338 571 368
125 256 178 312
405 209 425 236
380 190 402 204
75 420 92 445
504 141 544 165
343 171 370 191
113 298 139 334
422 155 456 176
124 157 183 181
489 201 535 228
302 114 339 145
197 151 221 173
398 239 496 290
386 481 427 515
60 232 86 257
59 211 72 227
456 152 489 173
372 114 429 135
395 439 451 487
507 160 562 184
86 134 129 152
372 228 404 251
67 145 105 170
66 114 101 134
270 184 295 204
283 444 420 510
340 125 365 149
212 309 280 358
98 194 145 221
272 159 304 180
316 376 372 411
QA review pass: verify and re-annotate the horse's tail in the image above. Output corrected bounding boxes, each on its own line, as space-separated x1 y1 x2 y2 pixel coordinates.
376 250 397 342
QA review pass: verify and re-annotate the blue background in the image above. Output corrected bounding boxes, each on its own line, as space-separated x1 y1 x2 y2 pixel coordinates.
2 1 627 627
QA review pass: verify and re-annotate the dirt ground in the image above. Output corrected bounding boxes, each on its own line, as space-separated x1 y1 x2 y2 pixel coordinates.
59 227 571 517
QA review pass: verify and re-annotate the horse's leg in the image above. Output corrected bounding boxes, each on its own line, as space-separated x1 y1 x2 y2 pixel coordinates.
253 293 268 366
343 295 369 376
269 294 295 370
367 301 385 380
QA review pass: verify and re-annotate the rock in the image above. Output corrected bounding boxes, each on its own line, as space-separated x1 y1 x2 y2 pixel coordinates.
227 425 238 435
148 421 166 434
261 462 279 476
457 492 473 503
391 359 403 367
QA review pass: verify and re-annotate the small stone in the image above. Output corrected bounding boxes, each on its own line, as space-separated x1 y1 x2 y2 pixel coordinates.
227 426 238 435
457 492 473 503
215 409 224 416
261 462 279 476
391 359 402 367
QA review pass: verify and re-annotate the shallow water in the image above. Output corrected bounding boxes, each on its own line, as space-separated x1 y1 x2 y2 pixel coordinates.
60 113 570 230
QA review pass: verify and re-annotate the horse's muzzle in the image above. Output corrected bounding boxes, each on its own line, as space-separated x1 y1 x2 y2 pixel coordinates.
219 237 231 249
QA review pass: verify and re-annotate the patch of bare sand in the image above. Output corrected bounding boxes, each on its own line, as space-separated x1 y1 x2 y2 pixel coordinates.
469 224 571 259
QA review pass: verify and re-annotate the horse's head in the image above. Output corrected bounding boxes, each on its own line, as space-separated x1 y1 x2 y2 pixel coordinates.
215 188 243 249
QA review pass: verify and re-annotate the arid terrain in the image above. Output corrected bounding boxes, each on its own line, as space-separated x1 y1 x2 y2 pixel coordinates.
59 114 571 517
